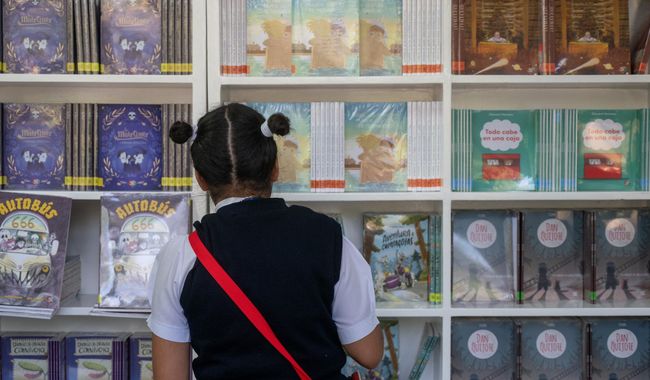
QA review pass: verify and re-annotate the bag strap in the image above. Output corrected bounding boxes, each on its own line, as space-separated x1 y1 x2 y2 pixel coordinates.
188 231 312 380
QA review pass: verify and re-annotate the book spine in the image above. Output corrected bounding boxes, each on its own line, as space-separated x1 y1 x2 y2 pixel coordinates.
407 102 413 190
74 0 83 74
221 0 229 75
541 0 556 75
175 104 182 189
81 103 88 190
434 0 441 72
72 103 79 190
402 0 409 74
338 102 345 191
66 0 75 73
161 0 168 74
452 0 463 74
93 103 99 190
175 0 182 74
188 0 193 73
88 103 94 190
181 0 188 74
80 0 90 75
89 0 99 73
65 104 72 190
168 0 176 75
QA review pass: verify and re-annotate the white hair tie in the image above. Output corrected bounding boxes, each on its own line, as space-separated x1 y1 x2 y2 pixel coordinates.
190 124 199 142
260 120 273 138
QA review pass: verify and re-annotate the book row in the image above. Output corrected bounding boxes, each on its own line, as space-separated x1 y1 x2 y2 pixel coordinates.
452 109 650 192
249 102 443 193
452 0 634 75
453 209 650 306
222 0 442 77
452 317 650 380
1 332 153 380
0 103 192 191
0 0 192 75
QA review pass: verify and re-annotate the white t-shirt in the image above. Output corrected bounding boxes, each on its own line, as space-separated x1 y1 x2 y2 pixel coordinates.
147 198 379 345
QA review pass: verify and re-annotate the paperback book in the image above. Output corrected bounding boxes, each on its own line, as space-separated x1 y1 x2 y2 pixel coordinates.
246 0 292 76
342 320 399 380
98 194 190 309
588 318 650 380
1 333 65 380
129 333 153 380
359 0 402 76
65 333 129 380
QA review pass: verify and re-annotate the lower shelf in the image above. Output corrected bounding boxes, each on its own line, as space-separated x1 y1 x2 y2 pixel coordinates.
58 294 148 319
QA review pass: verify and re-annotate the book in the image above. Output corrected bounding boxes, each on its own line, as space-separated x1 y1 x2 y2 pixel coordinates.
408 323 440 380
520 210 584 304
2 0 69 73
428 214 442 304
65 333 129 380
342 320 399 380
359 0 402 76
452 210 517 305
310 102 345 192
100 0 162 74
452 0 540 75
3 104 67 190
364 213 430 303
97 104 163 191
292 0 359 76
246 0 292 76
248 102 311 192
345 103 407 192
519 318 584 379
129 333 153 380
588 318 650 380
98 194 190 309
1 333 65 380
451 318 516 380
0 192 72 316
632 26 650 74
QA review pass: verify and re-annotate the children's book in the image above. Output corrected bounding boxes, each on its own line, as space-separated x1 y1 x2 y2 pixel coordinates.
342 320 399 380
452 210 517 305
1 332 65 380
364 214 430 303
588 318 650 380
0 192 72 315
129 333 153 380
100 0 162 74
98 194 190 309
65 333 129 380
345 103 407 192
292 0 359 76
359 0 401 76
2 0 69 73
248 103 311 192
97 104 163 191
408 322 440 380
246 0 292 76
2 104 67 190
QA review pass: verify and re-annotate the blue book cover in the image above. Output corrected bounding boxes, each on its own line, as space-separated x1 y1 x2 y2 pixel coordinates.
65 333 129 380
129 334 152 380
1 333 65 380
2 104 66 190
100 0 161 74
98 105 162 191
342 321 399 379
589 318 650 380
2 0 68 73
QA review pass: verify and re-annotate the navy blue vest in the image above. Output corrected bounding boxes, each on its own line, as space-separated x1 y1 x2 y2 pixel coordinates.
180 198 347 380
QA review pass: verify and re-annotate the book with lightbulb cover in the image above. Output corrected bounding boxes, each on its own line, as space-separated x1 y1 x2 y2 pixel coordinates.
98 194 190 310
129 333 153 380
359 0 401 76
65 333 129 380
1 332 65 380
341 320 399 380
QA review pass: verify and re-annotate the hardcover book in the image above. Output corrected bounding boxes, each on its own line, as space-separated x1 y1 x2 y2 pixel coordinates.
292 0 359 76
345 103 407 192
359 0 402 76
342 321 399 380
98 194 190 309
246 0 292 76
2 0 69 73
0 192 72 312
520 210 584 304
589 318 650 380
248 103 311 192
363 214 430 303
97 104 163 191
451 318 516 380
1 333 65 380
100 0 162 74
452 210 517 305
2 104 66 190
65 333 129 380
519 318 584 379
129 333 153 380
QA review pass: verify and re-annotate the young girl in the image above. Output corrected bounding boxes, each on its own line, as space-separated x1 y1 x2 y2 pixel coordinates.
147 103 383 379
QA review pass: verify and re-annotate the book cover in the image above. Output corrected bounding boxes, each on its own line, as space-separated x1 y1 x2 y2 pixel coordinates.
342 321 399 380
452 210 516 305
248 102 311 192
1 333 65 380
520 210 584 304
65 333 129 380
359 0 401 76
100 0 161 74
632 26 650 74
246 0 292 76
593 209 650 304
451 318 516 380
589 318 650 380
129 333 153 380
0 192 72 310
576 110 641 191
99 194 190 309
97 104 162 191
519 318 584 379
2 0 68 73
292 0 359 76
345 103 407 192
2 104 66 190
364 214 429 303
453 0 540 75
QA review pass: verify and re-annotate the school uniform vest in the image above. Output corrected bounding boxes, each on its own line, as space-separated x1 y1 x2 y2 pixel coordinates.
180 198 348 380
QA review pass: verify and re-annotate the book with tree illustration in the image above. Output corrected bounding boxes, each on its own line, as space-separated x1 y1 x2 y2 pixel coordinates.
246 0 292 76
588 318 650 380
359 0 402 76
1 332 65 380
65 333 129 380
341 320 399 380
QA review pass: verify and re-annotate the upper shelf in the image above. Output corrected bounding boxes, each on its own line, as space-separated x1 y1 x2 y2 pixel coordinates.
220 75 446 86
0 190 198 201
453 75 650 89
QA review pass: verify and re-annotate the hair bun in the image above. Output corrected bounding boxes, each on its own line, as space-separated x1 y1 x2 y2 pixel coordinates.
169 121 193 144
267 113 291 136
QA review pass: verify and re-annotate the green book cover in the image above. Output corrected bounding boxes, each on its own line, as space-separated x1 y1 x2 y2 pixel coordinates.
359 0 402 76
292 0 359 76
247 0 293 76
576 110 640 191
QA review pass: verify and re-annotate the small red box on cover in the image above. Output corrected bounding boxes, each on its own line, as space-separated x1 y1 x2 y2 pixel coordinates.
482 154 521 181
583 153 622 180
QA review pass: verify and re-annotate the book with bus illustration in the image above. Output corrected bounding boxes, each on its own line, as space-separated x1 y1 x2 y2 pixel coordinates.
129 333 153 380
342 320 399 380
1 333 65 380
588 318 650 380
246 0 293 76
98 194 190 309
359 0 402 76
65 333 129 380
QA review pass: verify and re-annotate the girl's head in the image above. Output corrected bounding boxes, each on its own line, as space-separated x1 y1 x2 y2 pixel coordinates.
170 103 290 202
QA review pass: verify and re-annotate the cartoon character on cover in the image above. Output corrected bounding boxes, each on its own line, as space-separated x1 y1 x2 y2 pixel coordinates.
357 134 398 184
487 31 507 43
360 21 390 71
277 137 300 183
308 20 349 70
395 253 414 288
578 31 598 42
120 35 147 72
261 20 292 71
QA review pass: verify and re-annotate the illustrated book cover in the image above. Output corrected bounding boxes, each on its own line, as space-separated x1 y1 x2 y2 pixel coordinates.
129 333 153 380
588 318 650 380
246 0 292 76
341 320 399 380
65 333 129 380
359 0 402 76
1 332 65 380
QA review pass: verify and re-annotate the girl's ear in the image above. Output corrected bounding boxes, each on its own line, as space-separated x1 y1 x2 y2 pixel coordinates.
195 170 209 191
271 159 279 182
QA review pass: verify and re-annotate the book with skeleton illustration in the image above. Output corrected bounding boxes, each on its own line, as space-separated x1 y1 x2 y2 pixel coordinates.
98 194 190 309
65 333 129 380
100 0 161 74
97 104 162 191
1 332 66 380
341 320 399 380
588 318 650 380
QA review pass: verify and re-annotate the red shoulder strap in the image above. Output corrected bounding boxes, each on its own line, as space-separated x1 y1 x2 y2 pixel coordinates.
188 231 312 380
